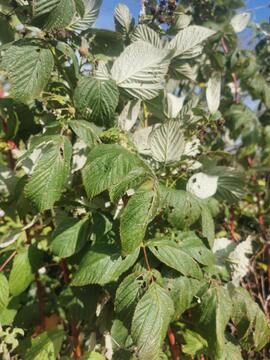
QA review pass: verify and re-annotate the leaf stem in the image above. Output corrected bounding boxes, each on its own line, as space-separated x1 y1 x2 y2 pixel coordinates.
142 246 151 272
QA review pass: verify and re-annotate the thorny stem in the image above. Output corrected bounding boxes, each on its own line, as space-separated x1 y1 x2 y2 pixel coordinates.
167 325 181 360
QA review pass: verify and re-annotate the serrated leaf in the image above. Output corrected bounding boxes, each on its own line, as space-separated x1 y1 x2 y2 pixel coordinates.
82 144 142 198
24 136 72 212
118 99 141 131
43 0 76 30
148 239 203 279
169 25 216 58
24 330 64 360
109 167 149 203
131 25 163 48
114 3 134 37
70 120 100 146
179 232 215 266
230 12 251 33
50 217 90 258
164 274 203 320
149 120 185 164
229 285 270 351
131 283 174 360
166 93 185 118
1 44 54 103
115 271 152 321
111 41 172 100
206 73 221 114
159 185 201 228
193 286 232 359
72 244 139 286
120 187 159 255
69 0 102 31
32 0 59 17
0 274 9 313
201 205 215 248
9 246 43 296
74 77 119 126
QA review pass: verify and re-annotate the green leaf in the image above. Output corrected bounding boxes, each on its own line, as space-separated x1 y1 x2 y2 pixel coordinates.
221 342 243 360
149 120 186 164
201 205 215 248
131 24 163 48
82 144 141 198
72 244 139 286
0 273 9 313
159 185 201 228
109 167 149 203
120 187 159 255
206 73 221 114
9 246 43 296
1 43 54 103
181 328 208 356
32 0 60 17
56 41 80 79
114 3 134 37
169 25 215 58
81 352 106 360
24 330 64 360
230 12 251 33
229 285 270 351
69 120 100 146
111 41 172 100
74 77 119 126
24 136 72 212
115 271 154 321
50 217 90 258
193 285 232 359
131 283 174 360
43 0 76 30
69 0 102 31
164 273 203 320
179 232 215 266
148 239 203 279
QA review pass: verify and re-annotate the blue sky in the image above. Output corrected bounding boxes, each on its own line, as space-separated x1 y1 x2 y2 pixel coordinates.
96 0 270 29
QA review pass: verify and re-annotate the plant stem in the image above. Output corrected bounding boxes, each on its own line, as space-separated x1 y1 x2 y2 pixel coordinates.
0 251 16 272
167 325 181 360
142 246 151 272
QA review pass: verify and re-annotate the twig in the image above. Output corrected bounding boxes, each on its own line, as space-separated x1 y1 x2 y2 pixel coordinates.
0 251 16 272
167 325 181 360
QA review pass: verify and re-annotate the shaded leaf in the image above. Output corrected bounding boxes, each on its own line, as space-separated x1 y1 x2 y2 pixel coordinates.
131 283 174 360
72 244 139 286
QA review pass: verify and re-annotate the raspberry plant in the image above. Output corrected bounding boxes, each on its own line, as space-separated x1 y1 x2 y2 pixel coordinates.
0 0 270 359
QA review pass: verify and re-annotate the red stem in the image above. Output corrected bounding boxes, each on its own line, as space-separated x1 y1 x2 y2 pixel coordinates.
167 325 181 360
0 251 16 272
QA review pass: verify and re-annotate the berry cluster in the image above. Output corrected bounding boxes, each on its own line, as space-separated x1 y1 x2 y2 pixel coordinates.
143 0 179 23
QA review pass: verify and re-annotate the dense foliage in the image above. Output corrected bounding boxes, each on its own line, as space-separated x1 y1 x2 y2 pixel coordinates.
0 0 270 359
